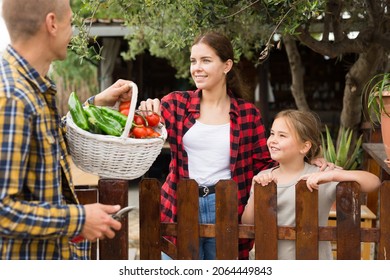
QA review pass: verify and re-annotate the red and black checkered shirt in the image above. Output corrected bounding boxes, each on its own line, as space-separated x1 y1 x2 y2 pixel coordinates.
160 89 275 259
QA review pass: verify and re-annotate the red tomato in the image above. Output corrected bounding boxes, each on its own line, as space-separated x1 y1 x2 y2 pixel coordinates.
149 131 161 138
120 108 129 116
131 126 148 138
119 101 131 112
133 114 146 126
145 127 155 137
145 113 160 127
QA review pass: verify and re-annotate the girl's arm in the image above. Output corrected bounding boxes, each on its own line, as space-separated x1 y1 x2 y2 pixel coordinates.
242 172 277 224
300 169 381 192
241 193 254 224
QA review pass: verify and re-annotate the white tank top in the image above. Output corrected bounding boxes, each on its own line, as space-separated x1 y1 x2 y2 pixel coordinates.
183 120 231 186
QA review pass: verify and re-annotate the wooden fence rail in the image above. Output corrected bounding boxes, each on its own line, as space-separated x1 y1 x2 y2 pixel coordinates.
75 179 129 260
139 178 390 260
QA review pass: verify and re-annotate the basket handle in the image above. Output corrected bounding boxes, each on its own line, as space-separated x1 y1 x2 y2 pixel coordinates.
121 82 138 138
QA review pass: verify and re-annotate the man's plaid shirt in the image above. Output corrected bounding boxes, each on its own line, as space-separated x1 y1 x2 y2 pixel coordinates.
0 46 88 259
160 89 275 259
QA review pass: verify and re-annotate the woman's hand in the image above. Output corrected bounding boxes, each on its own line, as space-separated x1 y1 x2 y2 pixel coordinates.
310 157 341 171
139 98 161 115
94 79 133 107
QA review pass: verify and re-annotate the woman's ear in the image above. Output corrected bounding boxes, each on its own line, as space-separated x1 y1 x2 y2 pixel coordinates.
224 59 233 74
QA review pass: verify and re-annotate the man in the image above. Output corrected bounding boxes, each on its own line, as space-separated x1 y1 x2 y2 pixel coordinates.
0 0 131 259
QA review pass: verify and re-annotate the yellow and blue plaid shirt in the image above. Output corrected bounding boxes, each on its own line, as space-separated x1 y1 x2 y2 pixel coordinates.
0 45 89 259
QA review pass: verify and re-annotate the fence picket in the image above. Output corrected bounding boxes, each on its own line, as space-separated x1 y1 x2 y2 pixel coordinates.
336 182 361 259
296 180 319 259
254 181 278 259
177 180 200 259
215 180 239 259
139 178 161 260
378 181 390 260
138 179 389 260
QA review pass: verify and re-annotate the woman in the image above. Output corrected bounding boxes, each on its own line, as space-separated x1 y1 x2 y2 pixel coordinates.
140 31 275 259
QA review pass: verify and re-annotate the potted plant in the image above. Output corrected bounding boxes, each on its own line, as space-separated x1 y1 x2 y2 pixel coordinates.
321 125 363 170
362 72 390 161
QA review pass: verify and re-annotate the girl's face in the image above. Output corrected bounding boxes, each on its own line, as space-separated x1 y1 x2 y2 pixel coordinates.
190 43 231 91
267 117 309 164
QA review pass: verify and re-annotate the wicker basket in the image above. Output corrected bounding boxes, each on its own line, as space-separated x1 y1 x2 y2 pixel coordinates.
66 82 167 180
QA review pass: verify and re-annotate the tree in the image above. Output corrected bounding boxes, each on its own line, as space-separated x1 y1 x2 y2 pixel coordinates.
71 0 390 135
290 0 390 135
51 50 98 116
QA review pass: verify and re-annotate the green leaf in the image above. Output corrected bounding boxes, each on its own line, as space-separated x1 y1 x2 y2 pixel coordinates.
336 128 352 167
323 126 336 163
343 135 363 170
321 126 362 170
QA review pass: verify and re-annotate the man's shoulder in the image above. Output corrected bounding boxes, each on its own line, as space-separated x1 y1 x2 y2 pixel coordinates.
0 59 36 110
0 58 18 97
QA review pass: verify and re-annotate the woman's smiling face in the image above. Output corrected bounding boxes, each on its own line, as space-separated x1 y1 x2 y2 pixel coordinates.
190 43 228 91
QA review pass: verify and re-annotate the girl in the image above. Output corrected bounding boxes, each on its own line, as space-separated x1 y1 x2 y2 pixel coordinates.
242 109 381 259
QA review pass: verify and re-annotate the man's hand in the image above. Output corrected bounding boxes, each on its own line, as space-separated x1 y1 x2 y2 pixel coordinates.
80 203 122 242
94 79 133 107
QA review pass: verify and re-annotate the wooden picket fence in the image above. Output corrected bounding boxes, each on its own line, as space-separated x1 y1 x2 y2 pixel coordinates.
139 178 390 260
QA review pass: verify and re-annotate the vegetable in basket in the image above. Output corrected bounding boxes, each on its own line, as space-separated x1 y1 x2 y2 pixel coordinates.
128 111 162 138
119 100 131 116
100 106 128 127
84 105 123 136
68 92 162 138
129 123 161 138
145 112 161 127
68 92 89 131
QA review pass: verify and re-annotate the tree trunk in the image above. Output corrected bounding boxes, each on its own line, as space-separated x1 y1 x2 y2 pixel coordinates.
337 45 385 146
283 34 310 111
340 45 385 130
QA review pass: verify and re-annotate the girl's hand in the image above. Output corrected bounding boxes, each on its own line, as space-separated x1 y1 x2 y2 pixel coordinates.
252 172 277 187
299 171 334 192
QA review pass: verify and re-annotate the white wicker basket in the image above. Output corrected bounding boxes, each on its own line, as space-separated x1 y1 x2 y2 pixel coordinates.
66 82 167 180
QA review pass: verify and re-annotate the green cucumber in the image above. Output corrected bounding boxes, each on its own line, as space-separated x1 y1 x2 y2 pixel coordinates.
84 105 122 136
86 117 104 134
91 105 123 134
68 92 89 131
99 106 128 127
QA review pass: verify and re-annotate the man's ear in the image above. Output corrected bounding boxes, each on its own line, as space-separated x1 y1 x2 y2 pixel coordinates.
45 13 57 36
